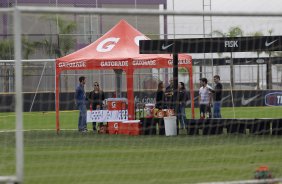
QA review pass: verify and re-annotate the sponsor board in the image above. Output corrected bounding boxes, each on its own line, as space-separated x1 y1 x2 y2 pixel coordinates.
140 36 282 54
162 43 174 50
1 90 276 112
87 110 128 122
241 94 260 106
265 92 282 106
168 59 191 65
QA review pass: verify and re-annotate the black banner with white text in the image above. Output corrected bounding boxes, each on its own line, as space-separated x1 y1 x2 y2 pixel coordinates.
140 36 282 54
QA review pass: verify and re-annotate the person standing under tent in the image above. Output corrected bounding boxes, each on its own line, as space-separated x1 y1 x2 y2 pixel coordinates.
178 82 188 129
155 81 166 110
88 82 105 133
75 76 87 133
211 75 223 118
165 78 174 109
199 78 212 119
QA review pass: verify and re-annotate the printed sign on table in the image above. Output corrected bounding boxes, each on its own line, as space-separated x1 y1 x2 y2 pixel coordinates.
87 110 128 122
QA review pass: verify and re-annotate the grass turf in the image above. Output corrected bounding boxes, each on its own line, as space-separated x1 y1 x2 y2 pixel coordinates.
0 106 282 183
1 106 282 130
1 132 282 184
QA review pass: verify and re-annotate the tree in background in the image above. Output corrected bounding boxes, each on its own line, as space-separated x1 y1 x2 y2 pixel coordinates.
39 15 77 91
213 26 244 37
213 26 244 88
40 15 77 58
249 31 264 90
22 36 40 59
0 39 14 92
0 39 13 60
1 36 44 92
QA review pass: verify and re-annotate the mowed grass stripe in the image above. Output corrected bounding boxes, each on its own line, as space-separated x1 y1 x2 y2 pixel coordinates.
1 106 282 130
1 131 282 183
0 107 282 183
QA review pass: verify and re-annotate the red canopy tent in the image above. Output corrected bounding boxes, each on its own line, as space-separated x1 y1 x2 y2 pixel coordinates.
55 19 194 132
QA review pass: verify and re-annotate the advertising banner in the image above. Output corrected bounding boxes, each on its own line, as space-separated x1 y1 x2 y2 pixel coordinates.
86 110 128 122
140 36 282 54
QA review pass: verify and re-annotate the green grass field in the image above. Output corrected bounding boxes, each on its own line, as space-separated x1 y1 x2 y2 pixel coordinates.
0 107 282 184
1 106 282 130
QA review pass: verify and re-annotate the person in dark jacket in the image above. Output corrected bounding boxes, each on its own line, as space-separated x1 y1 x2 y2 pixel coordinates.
178 82 188 129
88 82 105 132
155 81 165 110
165 79 174 109
75 76 87 132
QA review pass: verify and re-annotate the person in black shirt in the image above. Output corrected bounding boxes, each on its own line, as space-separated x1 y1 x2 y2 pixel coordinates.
88 82 105 132
211 75 223 118
165 79 174 109
155 81 165 110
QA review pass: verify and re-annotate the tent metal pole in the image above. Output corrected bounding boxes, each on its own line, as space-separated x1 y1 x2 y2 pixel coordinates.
173 53 179 134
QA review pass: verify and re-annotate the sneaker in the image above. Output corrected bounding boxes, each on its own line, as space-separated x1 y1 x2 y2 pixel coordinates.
81 129 88 133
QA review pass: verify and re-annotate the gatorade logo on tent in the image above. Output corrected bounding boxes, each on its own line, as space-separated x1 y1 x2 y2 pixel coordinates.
97 37 120 52
97 36 146 53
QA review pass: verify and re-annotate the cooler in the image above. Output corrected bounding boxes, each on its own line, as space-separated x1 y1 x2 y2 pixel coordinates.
107 98 127 110
107 98 128 134
108 122 121 134
121 120 141 135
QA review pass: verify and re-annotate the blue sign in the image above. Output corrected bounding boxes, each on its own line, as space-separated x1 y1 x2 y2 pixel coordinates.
265 92 282 106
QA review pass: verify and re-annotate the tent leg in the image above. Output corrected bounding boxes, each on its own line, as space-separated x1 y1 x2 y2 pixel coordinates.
126 68 135 120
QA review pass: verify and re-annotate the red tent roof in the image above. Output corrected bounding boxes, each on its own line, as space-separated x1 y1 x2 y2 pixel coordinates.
56 19 192 71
